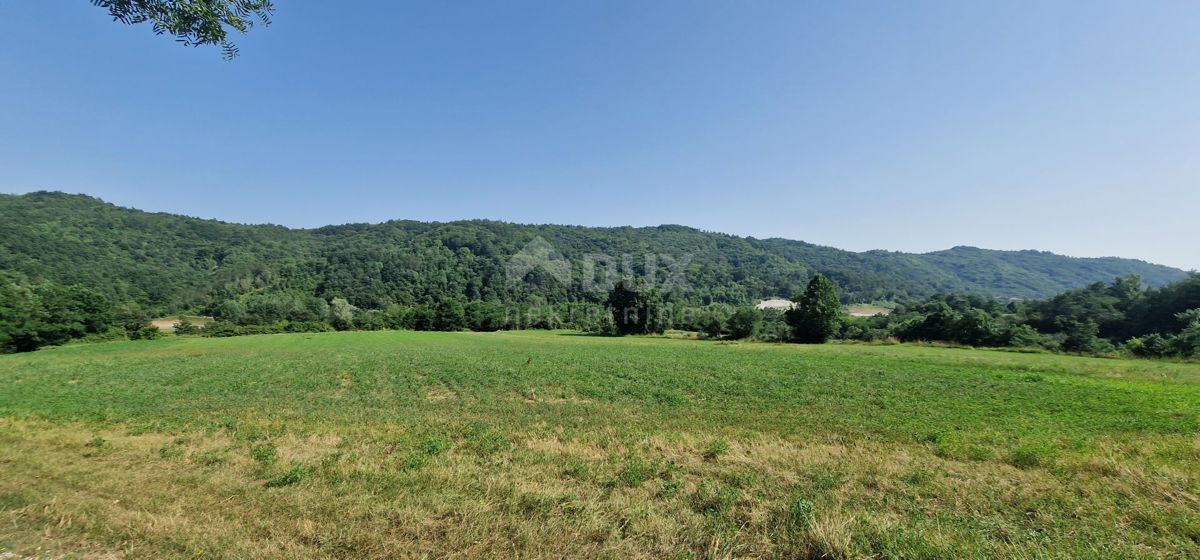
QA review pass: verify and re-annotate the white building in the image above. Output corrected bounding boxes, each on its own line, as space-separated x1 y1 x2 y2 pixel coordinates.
755 298 795 311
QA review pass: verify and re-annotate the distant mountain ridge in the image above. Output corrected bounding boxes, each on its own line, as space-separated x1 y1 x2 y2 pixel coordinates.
0 192 1188 312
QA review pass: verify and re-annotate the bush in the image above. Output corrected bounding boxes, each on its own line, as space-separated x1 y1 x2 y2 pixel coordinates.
328 298 357 330
78 327 130 344
173 318 200 335
202 321 242 337
754 309 791 342
699 314 725 339
131 325 163 340
1004 324 1050 349
1060 321 1112 354
1126 334 1171 358
726 307 760 340
354 309 387 331
581 310 616 335
282 321 334 333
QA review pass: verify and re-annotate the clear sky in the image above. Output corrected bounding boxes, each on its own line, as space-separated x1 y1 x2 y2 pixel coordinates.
1 1 1197 270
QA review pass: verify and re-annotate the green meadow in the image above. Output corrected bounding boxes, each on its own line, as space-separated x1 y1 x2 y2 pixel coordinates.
1 330 1198 559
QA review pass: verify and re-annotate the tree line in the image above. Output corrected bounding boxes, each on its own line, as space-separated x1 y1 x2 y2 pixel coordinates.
836 275 1200 358
3 270 1197 359
1 193 1186 317
1 193 1196 357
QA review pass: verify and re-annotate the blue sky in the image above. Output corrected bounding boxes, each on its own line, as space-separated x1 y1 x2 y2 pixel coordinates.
1 1 1197 270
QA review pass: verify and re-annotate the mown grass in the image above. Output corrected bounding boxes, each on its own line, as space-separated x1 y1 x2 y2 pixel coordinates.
1 330 1198 558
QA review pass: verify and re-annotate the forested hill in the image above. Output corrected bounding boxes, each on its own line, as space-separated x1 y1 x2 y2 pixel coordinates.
0 192 1188 313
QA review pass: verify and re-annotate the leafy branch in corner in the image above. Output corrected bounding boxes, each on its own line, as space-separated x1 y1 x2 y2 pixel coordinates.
92 0 274 59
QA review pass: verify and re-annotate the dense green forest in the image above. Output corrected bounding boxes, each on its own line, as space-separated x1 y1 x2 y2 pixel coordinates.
1 191 1196 357
1 192 1186 311
833 275 1200 358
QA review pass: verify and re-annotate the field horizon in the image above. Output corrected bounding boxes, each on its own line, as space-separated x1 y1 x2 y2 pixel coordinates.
2 330 1197 558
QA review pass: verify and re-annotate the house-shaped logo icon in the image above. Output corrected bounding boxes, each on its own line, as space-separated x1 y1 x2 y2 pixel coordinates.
506 236 573 287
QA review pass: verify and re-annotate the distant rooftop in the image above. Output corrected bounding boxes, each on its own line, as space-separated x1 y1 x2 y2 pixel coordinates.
755 298 795 311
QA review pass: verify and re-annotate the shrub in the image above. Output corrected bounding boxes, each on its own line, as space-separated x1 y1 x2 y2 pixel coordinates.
173 318 200 335
432 299 467 331
130 325 163 340
282 321 334 333
1126 334 1170 358
465 301 507 332
201 321 241 337
78 327 131 344
1004 324 1051 349
328 297 358 330
726 307 760 340
699 314 725 340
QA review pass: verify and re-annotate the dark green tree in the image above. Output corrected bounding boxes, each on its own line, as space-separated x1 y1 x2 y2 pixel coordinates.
786 274 841 343
410 305 436 331
433 299 467 331
953 308 997 346
699 313 725 339
607 279 664 336
92 0 274 59
726 307 760 340
1060 320 1109 354
1169 309 1200 357
465 301 506 332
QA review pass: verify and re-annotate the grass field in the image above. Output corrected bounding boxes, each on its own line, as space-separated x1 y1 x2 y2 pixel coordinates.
1 331 1198 559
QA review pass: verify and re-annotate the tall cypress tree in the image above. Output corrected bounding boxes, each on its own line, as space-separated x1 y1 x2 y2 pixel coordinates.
787 274 841 343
